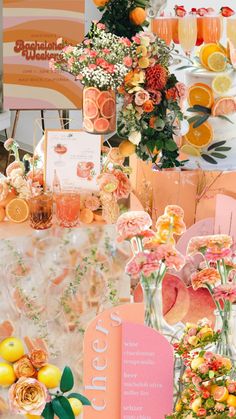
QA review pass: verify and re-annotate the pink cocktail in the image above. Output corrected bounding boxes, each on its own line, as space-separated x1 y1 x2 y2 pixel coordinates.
55 191 80 228
202 15 223 43
152 17 172 46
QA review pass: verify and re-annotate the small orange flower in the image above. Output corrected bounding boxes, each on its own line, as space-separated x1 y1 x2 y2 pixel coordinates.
143 100 154 113
149 116 157 128
13 355 36 379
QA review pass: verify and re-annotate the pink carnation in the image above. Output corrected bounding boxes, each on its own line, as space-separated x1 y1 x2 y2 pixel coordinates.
214 284 236 302
117 211 152 241
89 50 98 58
120 37 132 47
88 64 97 70
150 244 185 271
63 45 74 54
132 35 141 44
123 56 133 67
191 267 220 290
97 23 106 30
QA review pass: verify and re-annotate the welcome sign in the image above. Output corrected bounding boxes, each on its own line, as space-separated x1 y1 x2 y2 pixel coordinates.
3 0 85 109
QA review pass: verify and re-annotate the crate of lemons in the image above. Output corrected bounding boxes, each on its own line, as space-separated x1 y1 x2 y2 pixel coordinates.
0 336 90 418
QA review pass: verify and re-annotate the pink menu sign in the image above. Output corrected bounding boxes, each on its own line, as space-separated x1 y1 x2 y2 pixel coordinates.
121 323 174 419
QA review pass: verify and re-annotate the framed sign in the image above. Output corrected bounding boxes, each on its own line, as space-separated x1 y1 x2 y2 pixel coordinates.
3 0 85 109
44 129 101 192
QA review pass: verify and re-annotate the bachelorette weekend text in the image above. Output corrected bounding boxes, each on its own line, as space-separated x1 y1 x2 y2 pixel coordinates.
14 40 63 61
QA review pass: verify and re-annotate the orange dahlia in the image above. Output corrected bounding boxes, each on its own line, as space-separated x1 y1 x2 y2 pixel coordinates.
145 64 168 91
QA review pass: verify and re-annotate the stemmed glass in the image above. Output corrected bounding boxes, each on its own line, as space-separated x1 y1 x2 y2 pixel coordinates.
202 15 223 43
148 0 168 18
227 15 236 47
178 15 198 58
152 16 173 46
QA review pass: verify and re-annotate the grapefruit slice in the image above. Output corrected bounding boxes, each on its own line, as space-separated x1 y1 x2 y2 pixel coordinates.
96 91 112 109
93 117 110 133
83 87 100 101
199 43 225 69
188 83 214 108
109 114 116 131
100 98 116 119
83 118 94 132
184 121 213 148
212 97 236 116
5 198 29 223
228 40 236 69
212 386 229 402
83 99 99 119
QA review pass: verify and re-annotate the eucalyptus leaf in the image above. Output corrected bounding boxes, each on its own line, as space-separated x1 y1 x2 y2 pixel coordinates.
60 366 74 393
217 115 234 124
42 402 54 419
201 154 218 164
191 104 211 114
211 152 227 159
187 115 201 124
215 146 231 152
68 393 92 406
193 114 210 128
176 65 194 71
207 141 226 151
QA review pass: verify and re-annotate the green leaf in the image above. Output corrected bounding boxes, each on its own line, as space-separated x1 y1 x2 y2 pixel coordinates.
52 397 75 419
60 366 74 393
68 392 91 406
201 154 218 164
193 114 210 128
217 115 234 124
42 402 54 419
187 105 211 114
165 139 178 152
187 115 201 124
215 146 231 152
211 152 227 159
207 140 226 151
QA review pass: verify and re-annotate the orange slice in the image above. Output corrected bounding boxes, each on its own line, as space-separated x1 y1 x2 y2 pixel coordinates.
80 208 94 224
5 198 29 223
188 83 214 108
212 386 229 402
0 207 6 222
212 97 236 116
184 121 213 148
207 52 227 72
199 43 225 69
180 144 201 157
227 395 236 407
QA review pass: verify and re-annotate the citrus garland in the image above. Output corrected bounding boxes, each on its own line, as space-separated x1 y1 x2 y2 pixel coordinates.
93 0 150 39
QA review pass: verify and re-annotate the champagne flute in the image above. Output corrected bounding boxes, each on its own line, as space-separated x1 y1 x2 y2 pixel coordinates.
152 16 172 45
227 16 236 47
202 15 223 43
148 0 168 18
178 15 197 58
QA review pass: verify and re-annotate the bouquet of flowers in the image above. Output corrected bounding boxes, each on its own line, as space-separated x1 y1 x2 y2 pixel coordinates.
116 205 186 333
51 21 132 91
187 234 236 359
117 31 187 169
0 335 90 418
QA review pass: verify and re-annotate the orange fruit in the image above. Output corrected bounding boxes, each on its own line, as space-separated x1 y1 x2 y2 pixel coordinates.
38 364 61 389
129 7 146 26
5 198 29 223
212 386 229 402
188 83 214 108
227 395 236 407
80 208 94 224
0 362 16 387
93 0 109 7
0 337 24 362
199 43 225 69
119 140 136 157
0 190 16 207
212 97 236 116
0 207 5 222
184 121 213 148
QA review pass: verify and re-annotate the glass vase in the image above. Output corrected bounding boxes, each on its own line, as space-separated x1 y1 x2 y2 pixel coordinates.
140 275 176 341
100 191 120 224
214 307 236 361
82 87 116 134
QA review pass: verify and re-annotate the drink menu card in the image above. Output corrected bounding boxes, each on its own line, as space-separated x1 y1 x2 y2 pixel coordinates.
121 323 174 419
44 129 101 192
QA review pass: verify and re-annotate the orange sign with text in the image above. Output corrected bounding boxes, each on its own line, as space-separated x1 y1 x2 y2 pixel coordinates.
83 303 144 418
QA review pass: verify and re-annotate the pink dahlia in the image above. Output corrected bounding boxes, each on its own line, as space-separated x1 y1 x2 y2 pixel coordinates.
213 284 236 302
117 211 152 241
191 267 220 290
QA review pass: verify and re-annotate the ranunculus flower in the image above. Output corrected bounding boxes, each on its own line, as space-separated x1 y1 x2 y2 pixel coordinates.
29 349 48 369
97 173 119 194
9 377 48 416
143 100 154 113
112 169 131 200
135 89 150 106
13 355 36 379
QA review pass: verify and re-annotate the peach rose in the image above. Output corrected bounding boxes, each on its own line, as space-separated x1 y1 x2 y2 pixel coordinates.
9 377 48 416
108 148 125 166
14 355 36 379
30 349 48 369
143 100 154 113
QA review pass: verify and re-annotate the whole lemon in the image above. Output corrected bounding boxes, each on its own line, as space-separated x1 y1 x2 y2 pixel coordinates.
37 364 61 389
68 398 83 416
191 356 205 371
0 362 16 386
0 337 24 362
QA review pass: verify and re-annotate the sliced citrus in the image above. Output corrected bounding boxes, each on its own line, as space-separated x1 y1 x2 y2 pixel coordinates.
212 386 229 402
228 40 236 69
100 98 116 119
188 83 214 108
96 91 112 109
80 208 94 224
212 97 236 116
207 52 227 72
180 144 201 157
212 74 232 95
184 121 213 148
0 207 5 222
6 198 29 223
84 87 100 101
227 395 236 407
199 43 225 69
83 99 99 119
83 118 94 132
93 117 110 133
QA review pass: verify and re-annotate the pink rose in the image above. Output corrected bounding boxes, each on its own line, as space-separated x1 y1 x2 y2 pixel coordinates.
198 364 209 374
135 89 150 106
107 64 115 74
9 378 48 416
132 35 141 44
83 39 91 45
120 37 132 47
123 56 133 67
176 82 188 100
97 23 106 30
89 50 98 57
197 408 207 417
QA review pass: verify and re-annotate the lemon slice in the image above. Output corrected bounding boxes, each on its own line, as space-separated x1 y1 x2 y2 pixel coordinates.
180 144 201 157
5 198 29 223
212 75 232 95
207 52 227 72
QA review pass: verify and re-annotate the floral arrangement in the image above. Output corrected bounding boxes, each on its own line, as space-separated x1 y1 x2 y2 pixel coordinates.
187 234 236 358
173 318 220 357
116 206 186 331
117 31 187 169
93 0 150 39
0 336 90 418
51 21 133 91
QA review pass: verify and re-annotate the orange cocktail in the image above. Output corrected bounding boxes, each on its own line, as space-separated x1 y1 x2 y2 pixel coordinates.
55 190 80 228
202 15 223 43
152 17 172 45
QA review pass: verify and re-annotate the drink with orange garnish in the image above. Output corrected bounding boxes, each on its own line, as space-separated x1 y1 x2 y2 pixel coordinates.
152 17 172 46
29 192 53 230
55 190 80 228
202 15 223 43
